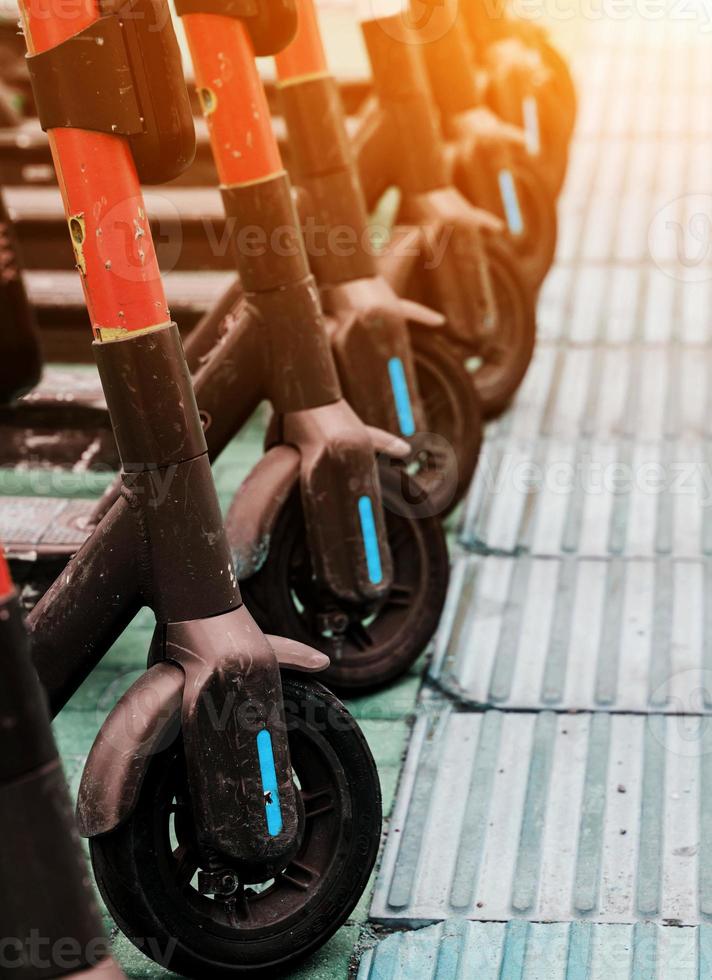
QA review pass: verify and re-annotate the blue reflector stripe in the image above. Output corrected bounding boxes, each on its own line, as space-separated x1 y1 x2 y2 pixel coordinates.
498 169 525 237
523 95 541 156
256 729 283 837
358 496 383 585
388 357 416 437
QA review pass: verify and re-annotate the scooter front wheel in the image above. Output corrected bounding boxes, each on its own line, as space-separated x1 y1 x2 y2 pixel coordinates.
409 324 483 516
499 164 558 289
453 154 557 291
89 674 381 978
534 36 577 139
240 466 450 693
464 237 537 419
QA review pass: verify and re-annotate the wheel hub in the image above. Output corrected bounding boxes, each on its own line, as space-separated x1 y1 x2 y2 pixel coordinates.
197 869 240 898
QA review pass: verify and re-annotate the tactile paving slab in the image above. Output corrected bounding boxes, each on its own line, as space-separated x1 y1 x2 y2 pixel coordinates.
371 707 712 926
535 263 712 347
573 36 712 141
430 554 712 713
460 437 712 558
358 919 712 979
489 345 712 443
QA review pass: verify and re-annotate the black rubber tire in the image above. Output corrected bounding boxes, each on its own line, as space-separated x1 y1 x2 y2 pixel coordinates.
455 157 558 292
463 236 537 419
90 674 382 979
504 163 558 289
482 44 572 198
240 465 450 693
409 323 483 516
529 85 571 198
537 37 577 141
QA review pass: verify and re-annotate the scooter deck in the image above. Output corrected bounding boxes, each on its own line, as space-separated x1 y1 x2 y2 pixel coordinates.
1 495 96 602
0 365 118 468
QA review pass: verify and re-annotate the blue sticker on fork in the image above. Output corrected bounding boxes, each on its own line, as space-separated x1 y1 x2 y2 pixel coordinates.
256 729 283 837
358 496 383 585
498 169 525 237
388 356 416 437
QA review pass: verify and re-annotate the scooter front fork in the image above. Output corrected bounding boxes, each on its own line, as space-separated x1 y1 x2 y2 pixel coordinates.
323 278 426 442
154 607 304 882
398 192 502 349
277 399 396 603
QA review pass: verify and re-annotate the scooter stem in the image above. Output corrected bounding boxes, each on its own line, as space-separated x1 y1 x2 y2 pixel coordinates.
461 0 499 45
19 0 168 339
182 13 340 412
275 0 377 286
416 0 483 118
273 0 429 443
361 13 450 194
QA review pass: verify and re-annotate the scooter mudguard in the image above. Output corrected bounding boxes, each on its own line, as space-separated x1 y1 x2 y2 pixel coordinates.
226 433 407 575
76 661 185 838
76 626 327 852
225 443 302 580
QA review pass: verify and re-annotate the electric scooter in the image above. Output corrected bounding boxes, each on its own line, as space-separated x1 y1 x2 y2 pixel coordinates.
0 549 125 980
6 0 449 693
460 0 576 196
239 0 482 516
414 0 559 290
175 1 450 685
14 2 382 977
357 10 538 419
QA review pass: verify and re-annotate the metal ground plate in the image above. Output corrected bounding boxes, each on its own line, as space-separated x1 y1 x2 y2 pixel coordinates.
430 554 712 713
0 496 94 554
460 436 712 558
20 365 106 408
370 707 712 926
359 919 712 979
